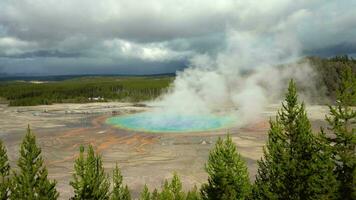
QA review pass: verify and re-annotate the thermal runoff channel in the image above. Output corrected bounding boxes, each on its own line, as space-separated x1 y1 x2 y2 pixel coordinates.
106 112 235 133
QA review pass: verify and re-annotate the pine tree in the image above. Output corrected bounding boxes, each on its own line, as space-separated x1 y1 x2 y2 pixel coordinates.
201 135 251 200
0 140 10 200
326 66 356 199
140 184 150 200
111 163 131 200
70 145 110 200
151 188 159 200
159 180 174 200
253 80 338 199
252 118 287 199
186 185 201 200
158 173 186 200
120 186 131 200
170 172 185 200
11 126 59 200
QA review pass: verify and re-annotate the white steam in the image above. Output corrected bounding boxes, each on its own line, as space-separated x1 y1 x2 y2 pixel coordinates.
150 29 319 126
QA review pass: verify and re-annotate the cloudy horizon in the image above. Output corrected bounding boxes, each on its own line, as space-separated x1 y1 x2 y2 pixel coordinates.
0 0 355 75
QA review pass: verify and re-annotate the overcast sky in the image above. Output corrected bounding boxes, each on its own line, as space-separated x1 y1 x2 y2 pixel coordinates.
0 0 355 75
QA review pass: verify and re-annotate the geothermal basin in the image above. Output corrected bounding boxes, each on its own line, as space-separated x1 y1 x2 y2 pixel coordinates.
0 102 330 199
106 112 236 132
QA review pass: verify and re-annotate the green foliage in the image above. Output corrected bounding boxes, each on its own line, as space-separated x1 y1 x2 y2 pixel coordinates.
11 126 59 200
307 55 356 103
252 118 286 200
159 180 175 200
325 66 356 200
70 145 110 200
142 173 188 200
253 80 338 200
201 135 251 200
111 163 131 200
186 186 201 200
159 173 186 200
0 140 10 200
0 77 172 106
140 184 151 200
151 189 159 200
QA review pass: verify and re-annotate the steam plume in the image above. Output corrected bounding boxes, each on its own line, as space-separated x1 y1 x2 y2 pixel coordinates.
151 29 319 126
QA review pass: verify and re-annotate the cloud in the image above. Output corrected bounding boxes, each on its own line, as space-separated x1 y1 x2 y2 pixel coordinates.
0 0 355 74
101 39 192 62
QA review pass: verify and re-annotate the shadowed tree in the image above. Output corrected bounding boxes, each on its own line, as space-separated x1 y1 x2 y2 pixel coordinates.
11 125 59 200
201 135 251 200
0 140 10 200
151 188 159 200
111 163 131 200
325 66 356 199
70 145 110 200
253 80 338 199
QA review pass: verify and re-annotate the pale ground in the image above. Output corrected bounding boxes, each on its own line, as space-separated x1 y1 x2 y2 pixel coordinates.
0 102 329 199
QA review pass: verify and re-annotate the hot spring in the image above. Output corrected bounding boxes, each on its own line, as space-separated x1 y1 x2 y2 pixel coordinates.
106 112 236 133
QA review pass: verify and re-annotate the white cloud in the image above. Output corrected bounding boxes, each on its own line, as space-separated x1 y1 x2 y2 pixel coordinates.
102 39 192 62
0 36 37 55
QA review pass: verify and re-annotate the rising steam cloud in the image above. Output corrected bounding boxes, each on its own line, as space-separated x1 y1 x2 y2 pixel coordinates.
151 28 320 126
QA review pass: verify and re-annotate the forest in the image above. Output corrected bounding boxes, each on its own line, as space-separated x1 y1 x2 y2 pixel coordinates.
0 77 172 106
0 65 355 200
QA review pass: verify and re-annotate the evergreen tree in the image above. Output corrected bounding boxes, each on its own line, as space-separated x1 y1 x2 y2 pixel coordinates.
70 145 110 200
151 189 159 200
120 186 131 200
159 180 174 200
0 140 10 200
186 185 201 200
326 66 356 199
140 184 150 200
11 126 59 200
252 118 286 200
159 173 185 200
170 173 185 200
111 163 131 200
201 135 251 200
253 80 338 199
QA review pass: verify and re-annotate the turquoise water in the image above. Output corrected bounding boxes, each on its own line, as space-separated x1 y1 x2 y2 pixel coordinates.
106 112 235 133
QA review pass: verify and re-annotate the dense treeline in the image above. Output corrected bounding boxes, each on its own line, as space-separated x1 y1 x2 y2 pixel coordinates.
0 77 172 106
307 55 356 103
0 69 355 199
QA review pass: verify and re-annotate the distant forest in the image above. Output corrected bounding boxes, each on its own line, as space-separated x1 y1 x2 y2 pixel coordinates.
0 56 355 106
0 77 172 106
307 55 356 102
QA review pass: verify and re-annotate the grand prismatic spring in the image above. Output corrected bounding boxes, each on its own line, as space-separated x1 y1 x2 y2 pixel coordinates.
106 112 236 133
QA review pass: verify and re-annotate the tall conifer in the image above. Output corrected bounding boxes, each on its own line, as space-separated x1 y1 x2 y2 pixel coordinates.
140 184 150 200
159 173 185 200
0 140 10 200
70 145 110 200
11 126 59 200
111 163 131 200
253 80 337 199
326 66 356 199
201 135 251 200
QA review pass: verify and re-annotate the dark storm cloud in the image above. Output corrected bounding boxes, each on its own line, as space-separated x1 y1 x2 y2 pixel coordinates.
0 0 355 75
304 43 356 57
0 50 81 59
